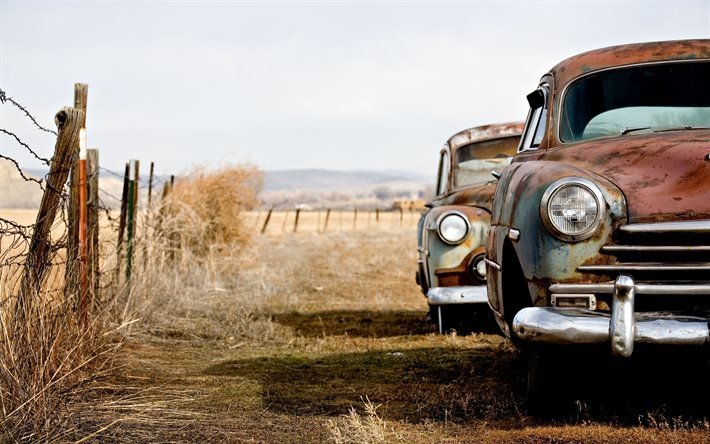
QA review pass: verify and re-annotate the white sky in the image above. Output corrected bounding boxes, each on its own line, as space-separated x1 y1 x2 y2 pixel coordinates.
1 1 709 177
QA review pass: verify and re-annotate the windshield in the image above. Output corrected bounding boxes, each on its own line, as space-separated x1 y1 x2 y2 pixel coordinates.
560 61 710 142
453 136 519 187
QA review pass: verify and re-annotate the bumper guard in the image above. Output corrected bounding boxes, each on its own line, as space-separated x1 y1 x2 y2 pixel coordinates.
512 275 710 357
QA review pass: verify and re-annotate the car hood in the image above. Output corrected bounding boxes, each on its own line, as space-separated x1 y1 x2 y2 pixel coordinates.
543 130 710 223
433 182 496 212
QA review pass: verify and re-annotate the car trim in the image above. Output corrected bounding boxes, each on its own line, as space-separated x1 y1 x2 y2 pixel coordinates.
619 220 710 234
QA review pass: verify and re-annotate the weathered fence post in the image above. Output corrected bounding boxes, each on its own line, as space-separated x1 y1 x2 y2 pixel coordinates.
66 83 88 298
399 207 404 226
87 148 100 306
115 162 130 279
21 108 83 304
293 208 301 233
261 208 273 234
323 208 331 232
147 161 155 208
376 208 380 223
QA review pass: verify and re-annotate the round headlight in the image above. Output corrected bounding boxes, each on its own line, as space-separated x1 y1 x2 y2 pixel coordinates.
437 211 470 245
470 254 487 282
541 177 605 241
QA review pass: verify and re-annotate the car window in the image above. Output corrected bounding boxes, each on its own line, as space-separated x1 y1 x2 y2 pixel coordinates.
560 61 710 142
453 136 520 187
519 85 549 151
436 151 450 196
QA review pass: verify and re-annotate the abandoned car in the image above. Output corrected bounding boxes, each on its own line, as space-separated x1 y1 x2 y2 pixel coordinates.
485 39 710 408
416 122 523 333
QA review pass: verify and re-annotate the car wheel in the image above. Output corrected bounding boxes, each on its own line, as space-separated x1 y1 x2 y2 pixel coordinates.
526 349 563 416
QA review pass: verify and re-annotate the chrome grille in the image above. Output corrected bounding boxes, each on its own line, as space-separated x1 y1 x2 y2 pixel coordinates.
578 220 710 279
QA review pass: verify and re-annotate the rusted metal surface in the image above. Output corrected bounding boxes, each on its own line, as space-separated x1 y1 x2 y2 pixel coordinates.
549 39 710 97
542 130 710 223
447 121 524 152
487 39 710 353
418 122 523 304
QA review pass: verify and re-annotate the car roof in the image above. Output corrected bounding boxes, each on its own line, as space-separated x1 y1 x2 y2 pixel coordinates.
446 122 524 153
549 39 710 89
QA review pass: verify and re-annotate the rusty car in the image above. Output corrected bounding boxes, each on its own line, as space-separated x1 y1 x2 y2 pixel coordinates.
485 39 710 411
416 122 523 333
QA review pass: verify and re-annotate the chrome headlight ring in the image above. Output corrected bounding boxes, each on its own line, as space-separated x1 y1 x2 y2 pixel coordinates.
436 210 471 245
540 177 606 242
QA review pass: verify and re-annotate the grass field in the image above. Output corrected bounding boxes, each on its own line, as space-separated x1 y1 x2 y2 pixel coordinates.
3 208 710 442
98 225 710 443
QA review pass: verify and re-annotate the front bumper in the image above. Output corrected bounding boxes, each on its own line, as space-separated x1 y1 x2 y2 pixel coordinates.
513 275 710 357
427 286 487 306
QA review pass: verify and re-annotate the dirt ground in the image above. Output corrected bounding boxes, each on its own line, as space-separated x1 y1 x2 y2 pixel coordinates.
89 226 710 444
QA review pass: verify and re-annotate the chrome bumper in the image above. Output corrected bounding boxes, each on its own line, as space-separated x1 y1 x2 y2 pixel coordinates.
513 275 710 357
427 286 487 306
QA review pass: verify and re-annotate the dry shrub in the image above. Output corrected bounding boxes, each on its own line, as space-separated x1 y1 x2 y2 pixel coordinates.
123 164 284 341
327 397 404 444
164 164 262 255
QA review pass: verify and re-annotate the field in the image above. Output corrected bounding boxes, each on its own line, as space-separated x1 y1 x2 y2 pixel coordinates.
3 208 710 442
91 216 710 442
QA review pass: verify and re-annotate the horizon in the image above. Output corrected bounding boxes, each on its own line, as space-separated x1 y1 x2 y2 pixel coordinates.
2 1 709 177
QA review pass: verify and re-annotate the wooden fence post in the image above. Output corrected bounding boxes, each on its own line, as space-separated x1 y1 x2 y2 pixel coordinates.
353 208 357 230
147 161 155 208
87 148 100 306
261 208 273 234
399 207 404 226
21 108 84 304
116 162 129 279
323 208 331 232
293 208 301 233
376 208 380 223
66 83 88 297
126 159 139 283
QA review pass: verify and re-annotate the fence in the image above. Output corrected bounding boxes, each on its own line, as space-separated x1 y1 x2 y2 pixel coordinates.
254 207 422 234
0 85 173 326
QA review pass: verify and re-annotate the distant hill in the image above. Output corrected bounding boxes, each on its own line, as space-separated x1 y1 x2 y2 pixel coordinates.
0 161 44 209
261 169 433 209
263 169 430 192
1 163 434 210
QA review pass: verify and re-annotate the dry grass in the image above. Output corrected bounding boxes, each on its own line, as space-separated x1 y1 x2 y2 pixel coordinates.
328 397 404 444
7 163 710 442
105 224 710 443
165 164 262 252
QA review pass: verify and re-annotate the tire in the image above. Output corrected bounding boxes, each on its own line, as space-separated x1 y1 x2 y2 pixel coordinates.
526 349 564 416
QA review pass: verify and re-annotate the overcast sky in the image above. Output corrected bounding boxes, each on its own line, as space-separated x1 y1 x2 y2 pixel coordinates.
1 1 709 177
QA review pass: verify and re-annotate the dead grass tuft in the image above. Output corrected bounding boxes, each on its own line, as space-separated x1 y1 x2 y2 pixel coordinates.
328 397 404 444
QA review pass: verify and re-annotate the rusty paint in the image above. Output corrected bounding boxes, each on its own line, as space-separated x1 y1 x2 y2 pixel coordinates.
418 122 523 294
488 39 710 341
548 39 710 100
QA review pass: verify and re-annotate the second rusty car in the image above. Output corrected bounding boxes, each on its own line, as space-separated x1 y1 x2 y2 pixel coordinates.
486 39 710 410
417 122 523 333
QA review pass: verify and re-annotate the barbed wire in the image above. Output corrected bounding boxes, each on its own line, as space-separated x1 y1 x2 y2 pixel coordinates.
0 88 58 136
98 166 170 188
